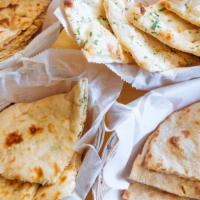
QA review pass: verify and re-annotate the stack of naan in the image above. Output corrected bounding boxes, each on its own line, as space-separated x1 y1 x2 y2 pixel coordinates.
0 0 51 62
0 79 88 200
124 101 200 200
64 0 200 72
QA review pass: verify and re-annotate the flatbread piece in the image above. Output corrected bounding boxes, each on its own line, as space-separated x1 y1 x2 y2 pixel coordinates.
34 153 80 200
143 102 200 181
64 0 131 64
0 176 38 200
163 0 200 27
128 1 200 56
104 0 200 72
123 183 190 200
0 79 88 185
0 0 50 49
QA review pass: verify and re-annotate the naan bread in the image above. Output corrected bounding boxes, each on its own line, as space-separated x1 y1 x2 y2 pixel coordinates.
0 0 50 49
163 0 200 27
0 177 38 200
104 0 200 72
0 79 88 185
64 0 131 64
0 0 11 8
130 154 200 199
0 13 44 61
128 1 200 57
123 183 190 200
34 153 81 200
143 102 200 181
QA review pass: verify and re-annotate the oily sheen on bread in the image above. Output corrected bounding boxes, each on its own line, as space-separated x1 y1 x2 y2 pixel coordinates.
0 79 88 185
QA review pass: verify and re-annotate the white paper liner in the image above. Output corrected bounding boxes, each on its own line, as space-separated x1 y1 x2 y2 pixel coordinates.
56 0 200 90
93 78 200 199
0 0 62 70
0 48 123 200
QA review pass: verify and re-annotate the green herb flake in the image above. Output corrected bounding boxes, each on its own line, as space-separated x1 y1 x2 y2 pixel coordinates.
185 0 191 10
76 27 80 36
159 8 166 12
149 12 161 32
151 20 160 31
83 40 88 47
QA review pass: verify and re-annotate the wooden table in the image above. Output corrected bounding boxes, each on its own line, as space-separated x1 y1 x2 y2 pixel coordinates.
53 31 147 199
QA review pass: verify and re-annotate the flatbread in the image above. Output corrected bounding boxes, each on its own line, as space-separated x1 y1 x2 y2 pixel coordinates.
128 1 200 57
64 0 131 64
34 153 81 200
143 102 200 181
163 0 200 27
123 183 190 200
0 0 11 8
104 0 200 72
0 13 45 61
0 0 50 49
130 154 200 199
129 133 200 199
0 79 88 185
0 177 38 200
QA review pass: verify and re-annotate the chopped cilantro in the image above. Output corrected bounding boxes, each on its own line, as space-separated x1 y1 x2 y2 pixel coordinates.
149 12 160 32
151 20 160 31
159 8 166 12
185 0 191 10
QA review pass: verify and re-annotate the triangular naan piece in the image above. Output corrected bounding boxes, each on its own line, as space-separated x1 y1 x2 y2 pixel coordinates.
128 1 200 56
64 0 132 64
129 133 200 199
0 177 38 200
104 0 200 72
143 102 200 181
34 153 81 200
163 0 200 27
0 79 88 185
123 183 191 200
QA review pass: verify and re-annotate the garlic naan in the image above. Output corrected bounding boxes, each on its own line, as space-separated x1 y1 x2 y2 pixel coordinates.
64 0 131 64
104 0 199 72
163 0 200 27
128 1 200 57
